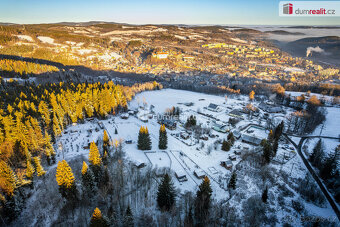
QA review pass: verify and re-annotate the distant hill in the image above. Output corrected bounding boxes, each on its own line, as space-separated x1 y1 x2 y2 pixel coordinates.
284 26 340 29
265 30 304 35
291 36 340 44
233 28 262 33
275 36 340 66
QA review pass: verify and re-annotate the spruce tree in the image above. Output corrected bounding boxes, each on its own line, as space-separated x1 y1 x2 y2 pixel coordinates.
138 126 152 150
90 207 109 227
144 127 151 150
195 176 212 225
123 205 134 227
159 124 168 150
228 171 237 190
221 140 231 151
137 126 145 150
273 121 284 141
157 173 175 211
261 139 272 164
81 161 95 195
310 139 323 166
262 187 268 203
320 149 339 180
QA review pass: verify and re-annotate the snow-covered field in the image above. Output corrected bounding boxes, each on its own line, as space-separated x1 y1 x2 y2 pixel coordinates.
52 88 338 225
312 107 340 137
37 36 55 44
16 35 34 42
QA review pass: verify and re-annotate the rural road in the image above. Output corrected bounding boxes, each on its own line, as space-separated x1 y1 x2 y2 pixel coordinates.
284 134 340 222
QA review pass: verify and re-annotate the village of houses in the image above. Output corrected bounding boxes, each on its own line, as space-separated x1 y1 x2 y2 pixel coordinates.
54 88 301 200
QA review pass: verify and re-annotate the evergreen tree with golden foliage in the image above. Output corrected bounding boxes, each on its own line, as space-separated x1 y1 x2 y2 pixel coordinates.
56 160 77 200
89 142 102 166
0 160 18 197
33 157 46 177
158 124 167 150
137 126 151 150
44 131 56 165
89 141 102 182
90 207 109 227
103 130 110 154
25 159 35 179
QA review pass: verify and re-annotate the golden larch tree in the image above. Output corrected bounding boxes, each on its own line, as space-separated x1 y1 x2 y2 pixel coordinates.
89 142 102 166
56 160 75 189
33 156 46 177
0 160 18 197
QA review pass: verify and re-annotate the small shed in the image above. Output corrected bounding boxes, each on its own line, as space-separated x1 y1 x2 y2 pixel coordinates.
194 170 206 179
175 170 188 182
221 160 233 169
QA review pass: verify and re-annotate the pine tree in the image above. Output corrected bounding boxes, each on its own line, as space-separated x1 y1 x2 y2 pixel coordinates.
56 160 77 200
262 187 268 203
158 124 168 150
33 156 46 177
221 139 231 151
195 176 212 225
90 207 109 227
228 171 237 190
81 161 95 195
157 173 175 211
123 205 134 227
